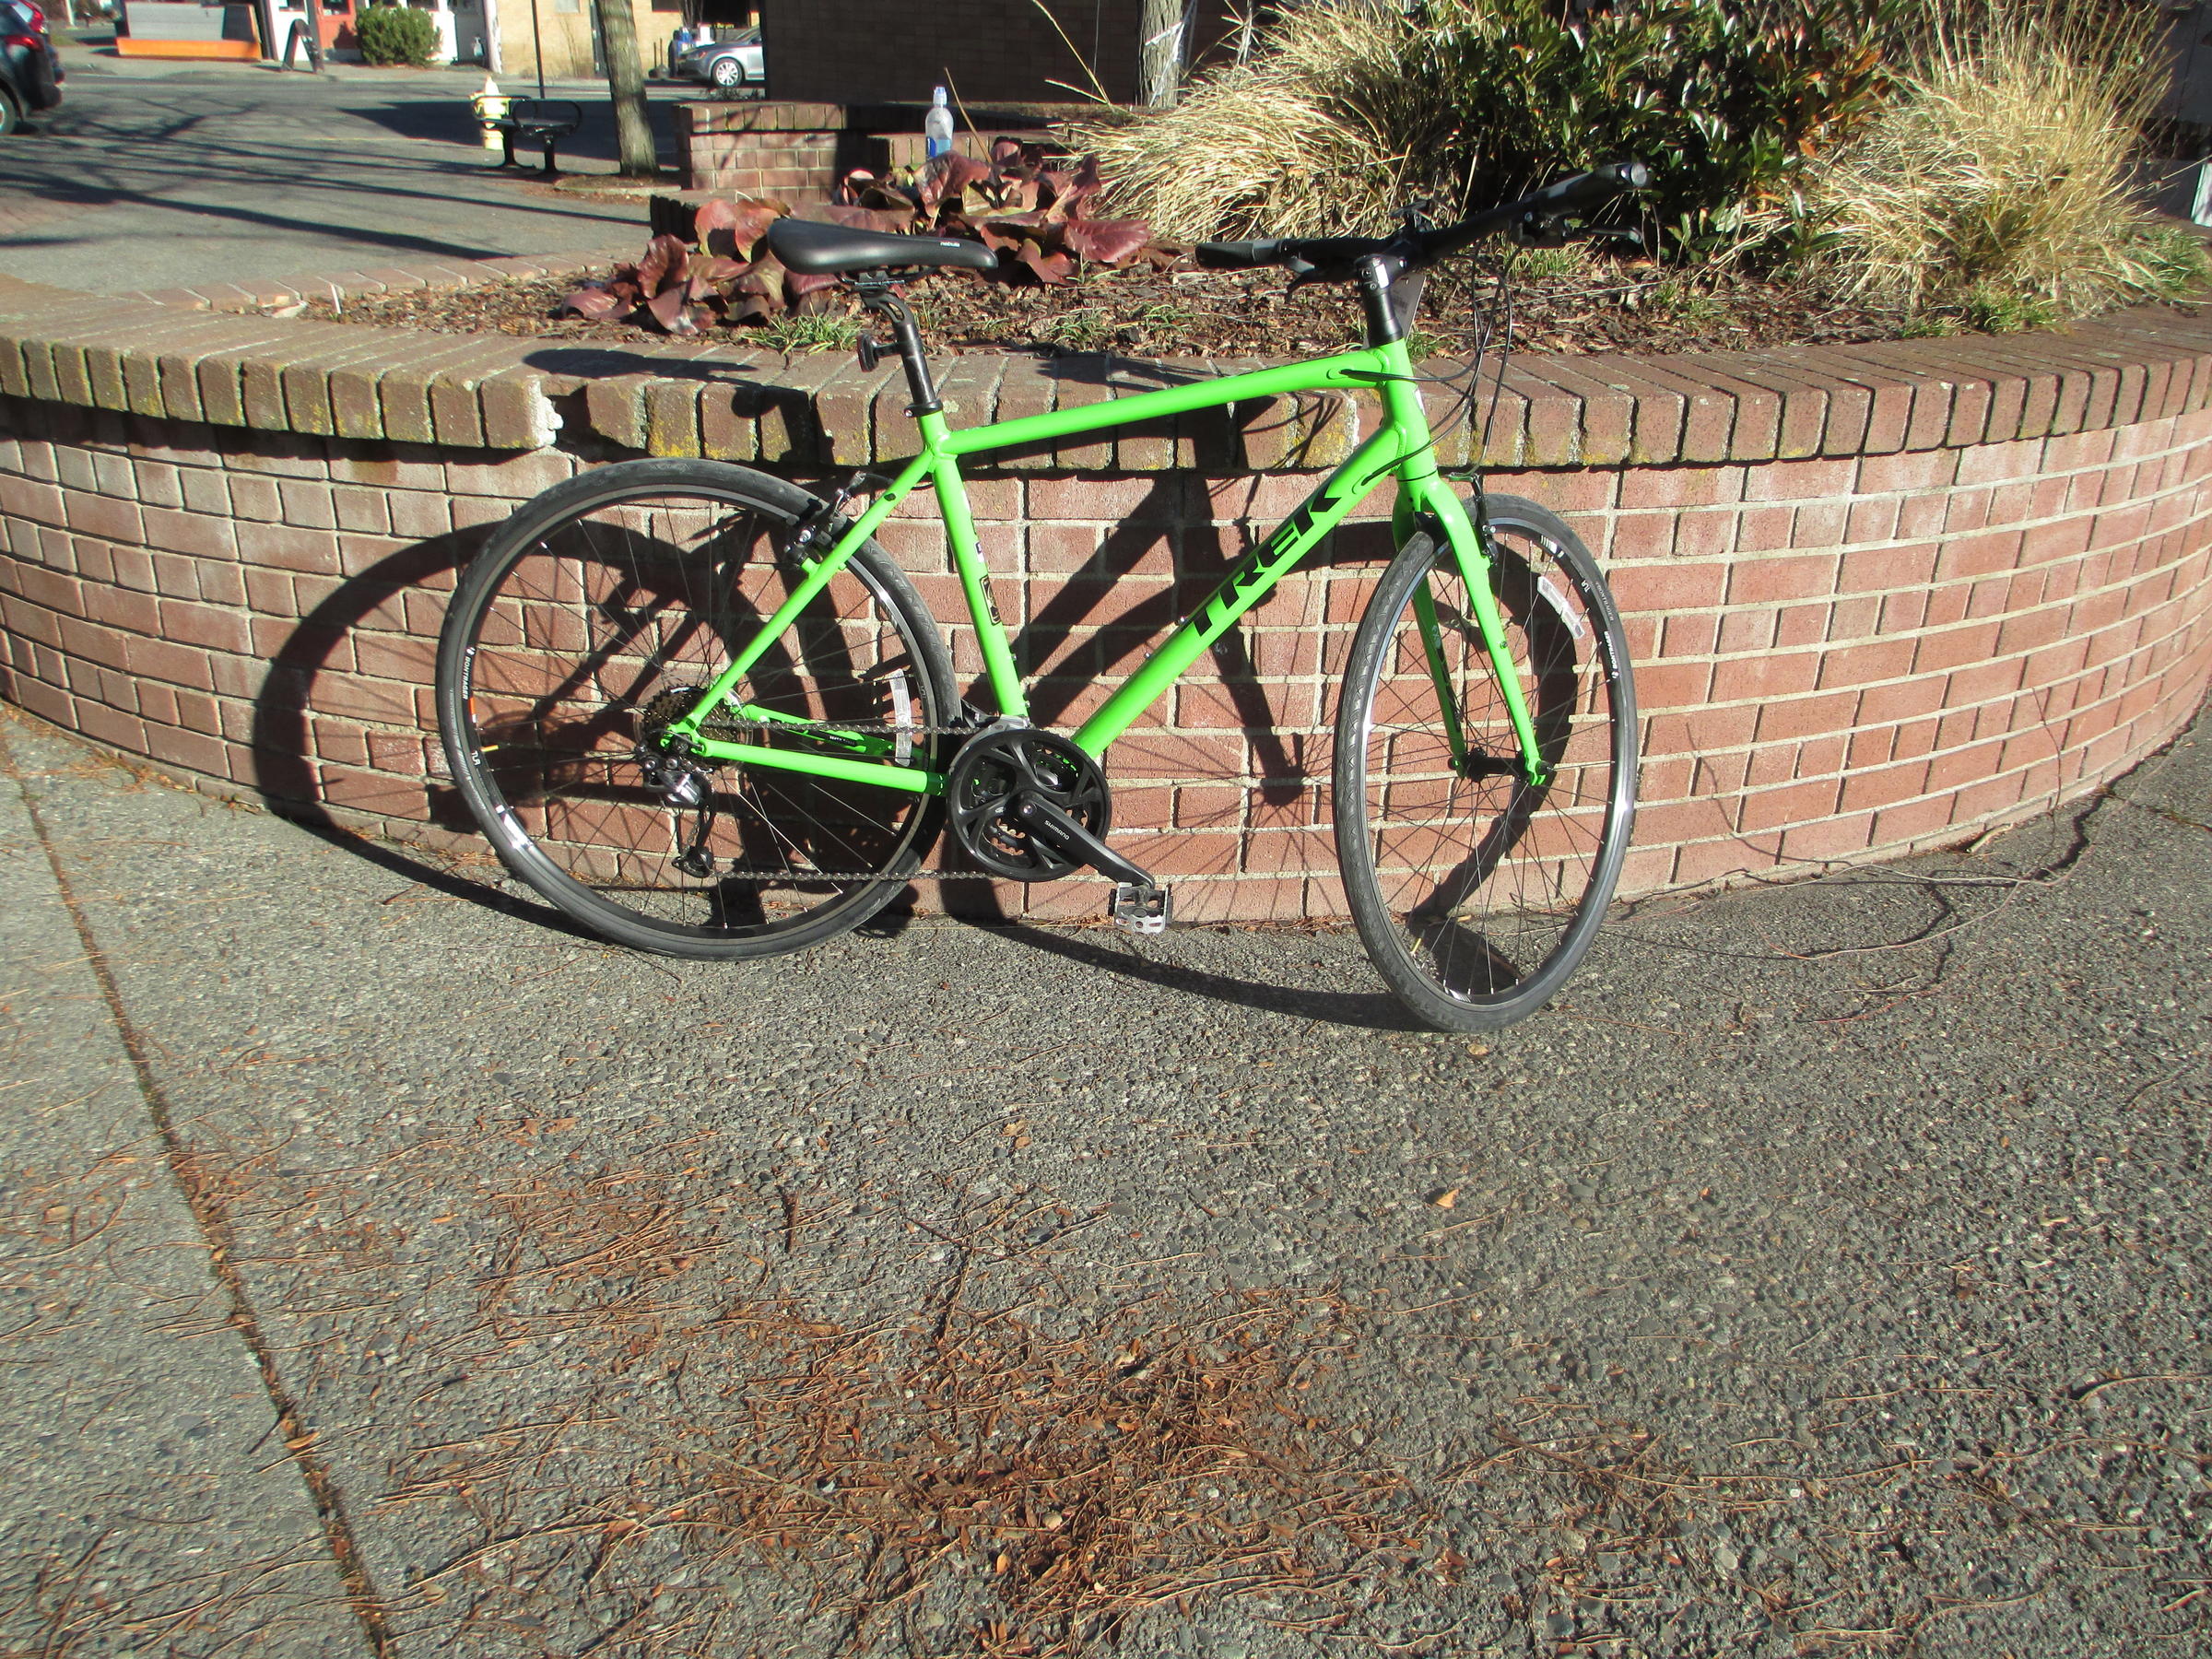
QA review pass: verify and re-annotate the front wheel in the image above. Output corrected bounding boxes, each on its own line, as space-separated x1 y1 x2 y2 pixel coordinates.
709 55 743 87
436 458 957 959
1334 496 1637 1031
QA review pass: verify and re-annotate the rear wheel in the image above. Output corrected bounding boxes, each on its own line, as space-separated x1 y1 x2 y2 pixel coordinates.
1334 496 1637 1030
0 87 20 137
436 459 955 959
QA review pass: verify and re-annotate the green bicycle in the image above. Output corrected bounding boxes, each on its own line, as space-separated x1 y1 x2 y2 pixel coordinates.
435 163 1646 1031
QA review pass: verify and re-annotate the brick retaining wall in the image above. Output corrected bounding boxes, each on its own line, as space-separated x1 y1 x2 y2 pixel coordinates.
675 100 1087 203
1 269 2207 921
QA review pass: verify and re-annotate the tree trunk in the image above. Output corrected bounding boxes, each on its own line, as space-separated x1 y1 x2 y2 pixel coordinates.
1139 0 1182 109
593 0 658 178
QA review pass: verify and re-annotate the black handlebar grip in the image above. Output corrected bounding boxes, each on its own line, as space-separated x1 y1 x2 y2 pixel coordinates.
1550 159 1650 210
1196 240 1285 269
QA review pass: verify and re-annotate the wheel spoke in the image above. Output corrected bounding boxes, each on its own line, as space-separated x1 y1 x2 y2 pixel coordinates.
1335 503 1637 1030
439 466 948 956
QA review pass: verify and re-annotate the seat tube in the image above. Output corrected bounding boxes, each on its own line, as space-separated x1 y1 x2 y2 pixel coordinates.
918 409 1028 720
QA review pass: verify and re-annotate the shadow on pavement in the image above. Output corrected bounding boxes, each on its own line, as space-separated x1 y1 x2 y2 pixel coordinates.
977 921 1428 1031
345 92 684 169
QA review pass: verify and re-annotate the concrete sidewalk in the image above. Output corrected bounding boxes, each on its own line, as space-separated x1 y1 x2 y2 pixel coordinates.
52 26 629 91
0 697 2206 1657
0 725 368 1653
3 36 689 293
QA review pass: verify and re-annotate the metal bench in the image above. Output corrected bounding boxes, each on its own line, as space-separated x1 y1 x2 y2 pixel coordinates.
482 98 582 177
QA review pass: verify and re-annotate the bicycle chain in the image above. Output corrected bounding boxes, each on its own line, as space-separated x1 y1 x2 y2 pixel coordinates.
678 714 998 882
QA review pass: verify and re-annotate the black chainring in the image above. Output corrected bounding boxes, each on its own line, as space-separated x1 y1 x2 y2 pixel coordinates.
945 728 1111 881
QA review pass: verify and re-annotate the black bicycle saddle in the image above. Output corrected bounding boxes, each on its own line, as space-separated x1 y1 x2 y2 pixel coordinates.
769 217 998 275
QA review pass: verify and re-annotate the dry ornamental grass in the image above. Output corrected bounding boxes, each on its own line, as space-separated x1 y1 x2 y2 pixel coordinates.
1802 0 2206 322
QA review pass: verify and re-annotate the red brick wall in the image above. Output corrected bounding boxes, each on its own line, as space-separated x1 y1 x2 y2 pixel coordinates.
675 102 1079 199
677 101 846 202
2 267 2209 922
2 394 2206 922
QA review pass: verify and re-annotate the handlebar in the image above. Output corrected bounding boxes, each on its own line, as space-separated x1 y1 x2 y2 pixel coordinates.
1196 159 1650 276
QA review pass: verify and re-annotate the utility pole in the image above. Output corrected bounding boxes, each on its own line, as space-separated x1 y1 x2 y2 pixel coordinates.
592 0 659 177
1139 0 1182 108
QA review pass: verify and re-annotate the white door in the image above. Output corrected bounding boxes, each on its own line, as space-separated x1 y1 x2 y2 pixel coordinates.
448 0 488 62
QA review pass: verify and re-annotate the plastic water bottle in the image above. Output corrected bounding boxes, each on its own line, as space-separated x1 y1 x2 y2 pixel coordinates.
925 87 954 163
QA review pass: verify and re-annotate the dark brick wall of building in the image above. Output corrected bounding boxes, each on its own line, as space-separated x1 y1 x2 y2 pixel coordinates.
763 0 1238 107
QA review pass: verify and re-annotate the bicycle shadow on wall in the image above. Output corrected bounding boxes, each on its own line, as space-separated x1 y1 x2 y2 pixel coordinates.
245 507 591 937
524 346 822 461
1000 350 1390 784
248 448 968 955
930 355 1418 1028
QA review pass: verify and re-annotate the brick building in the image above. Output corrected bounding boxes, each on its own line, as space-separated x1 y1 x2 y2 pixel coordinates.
760 0 1238 107
490 0 755 82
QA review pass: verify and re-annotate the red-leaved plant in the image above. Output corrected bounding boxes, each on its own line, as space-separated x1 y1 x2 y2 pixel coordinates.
556 143 1163 335
838 138 1160 287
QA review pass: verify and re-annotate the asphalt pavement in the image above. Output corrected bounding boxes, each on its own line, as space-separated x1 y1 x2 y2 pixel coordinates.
0 29 695 291
0 690 2206 1657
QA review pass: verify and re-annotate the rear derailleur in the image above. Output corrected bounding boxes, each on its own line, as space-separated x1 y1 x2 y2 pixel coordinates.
945 726 1171 934
636 686 723 878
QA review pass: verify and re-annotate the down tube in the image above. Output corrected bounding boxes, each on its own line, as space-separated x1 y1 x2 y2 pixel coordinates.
1069 427 1406 757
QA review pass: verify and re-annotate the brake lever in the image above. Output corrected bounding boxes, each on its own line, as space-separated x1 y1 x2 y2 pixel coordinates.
1510 212 1577 249
1512 213 1644 252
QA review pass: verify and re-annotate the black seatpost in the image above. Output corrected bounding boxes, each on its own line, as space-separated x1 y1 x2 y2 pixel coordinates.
854 277 942 416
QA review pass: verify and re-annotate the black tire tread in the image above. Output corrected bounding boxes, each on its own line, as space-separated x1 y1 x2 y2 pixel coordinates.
1333 495 1638 1030
435 458 956 960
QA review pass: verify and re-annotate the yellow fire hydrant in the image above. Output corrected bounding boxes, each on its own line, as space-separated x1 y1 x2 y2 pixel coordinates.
472 76 509 151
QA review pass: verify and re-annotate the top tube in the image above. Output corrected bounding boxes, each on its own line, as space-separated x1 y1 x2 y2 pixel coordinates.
934 348 1397 459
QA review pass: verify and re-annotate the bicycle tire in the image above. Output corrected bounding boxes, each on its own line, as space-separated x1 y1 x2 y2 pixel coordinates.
436 458 957 959
1334 495 1637 1030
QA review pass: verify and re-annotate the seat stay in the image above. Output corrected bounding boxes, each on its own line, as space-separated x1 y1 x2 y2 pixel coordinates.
663 450 935 768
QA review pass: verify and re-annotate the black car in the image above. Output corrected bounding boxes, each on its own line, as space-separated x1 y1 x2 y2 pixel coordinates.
1 0 62 135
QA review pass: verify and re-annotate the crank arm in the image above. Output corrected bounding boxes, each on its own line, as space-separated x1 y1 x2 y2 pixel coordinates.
1014 798 1154 888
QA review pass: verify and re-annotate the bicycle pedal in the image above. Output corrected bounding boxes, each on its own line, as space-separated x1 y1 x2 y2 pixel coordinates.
1109 883 1171 935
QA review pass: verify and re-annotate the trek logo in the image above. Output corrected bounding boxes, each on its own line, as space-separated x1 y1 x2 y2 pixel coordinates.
1200 483 1344 633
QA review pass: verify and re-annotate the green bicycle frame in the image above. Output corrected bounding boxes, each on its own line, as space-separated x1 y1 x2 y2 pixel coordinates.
664 335 1547 793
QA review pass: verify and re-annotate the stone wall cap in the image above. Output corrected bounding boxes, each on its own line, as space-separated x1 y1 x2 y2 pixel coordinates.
6 272 2212 465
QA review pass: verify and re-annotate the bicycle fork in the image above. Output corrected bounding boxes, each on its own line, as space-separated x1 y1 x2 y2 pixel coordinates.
1387 447 1551 790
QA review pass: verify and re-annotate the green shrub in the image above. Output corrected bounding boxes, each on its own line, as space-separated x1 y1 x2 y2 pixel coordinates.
1081 0 1902 253
1801 0 2210 319
356 2 438 67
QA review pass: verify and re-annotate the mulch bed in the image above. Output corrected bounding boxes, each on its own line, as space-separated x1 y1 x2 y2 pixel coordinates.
305 255 1936 359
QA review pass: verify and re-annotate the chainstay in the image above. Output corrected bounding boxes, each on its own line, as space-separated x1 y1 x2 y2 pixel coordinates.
689 709 977 742
709 866 997 881
632 713 1008 880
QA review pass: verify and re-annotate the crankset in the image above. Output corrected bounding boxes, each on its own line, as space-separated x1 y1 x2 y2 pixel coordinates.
946 728 1109 880
945 726 1156 890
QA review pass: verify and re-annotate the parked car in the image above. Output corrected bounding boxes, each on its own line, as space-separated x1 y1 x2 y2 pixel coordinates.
1 0 62 135
672 26 761 90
